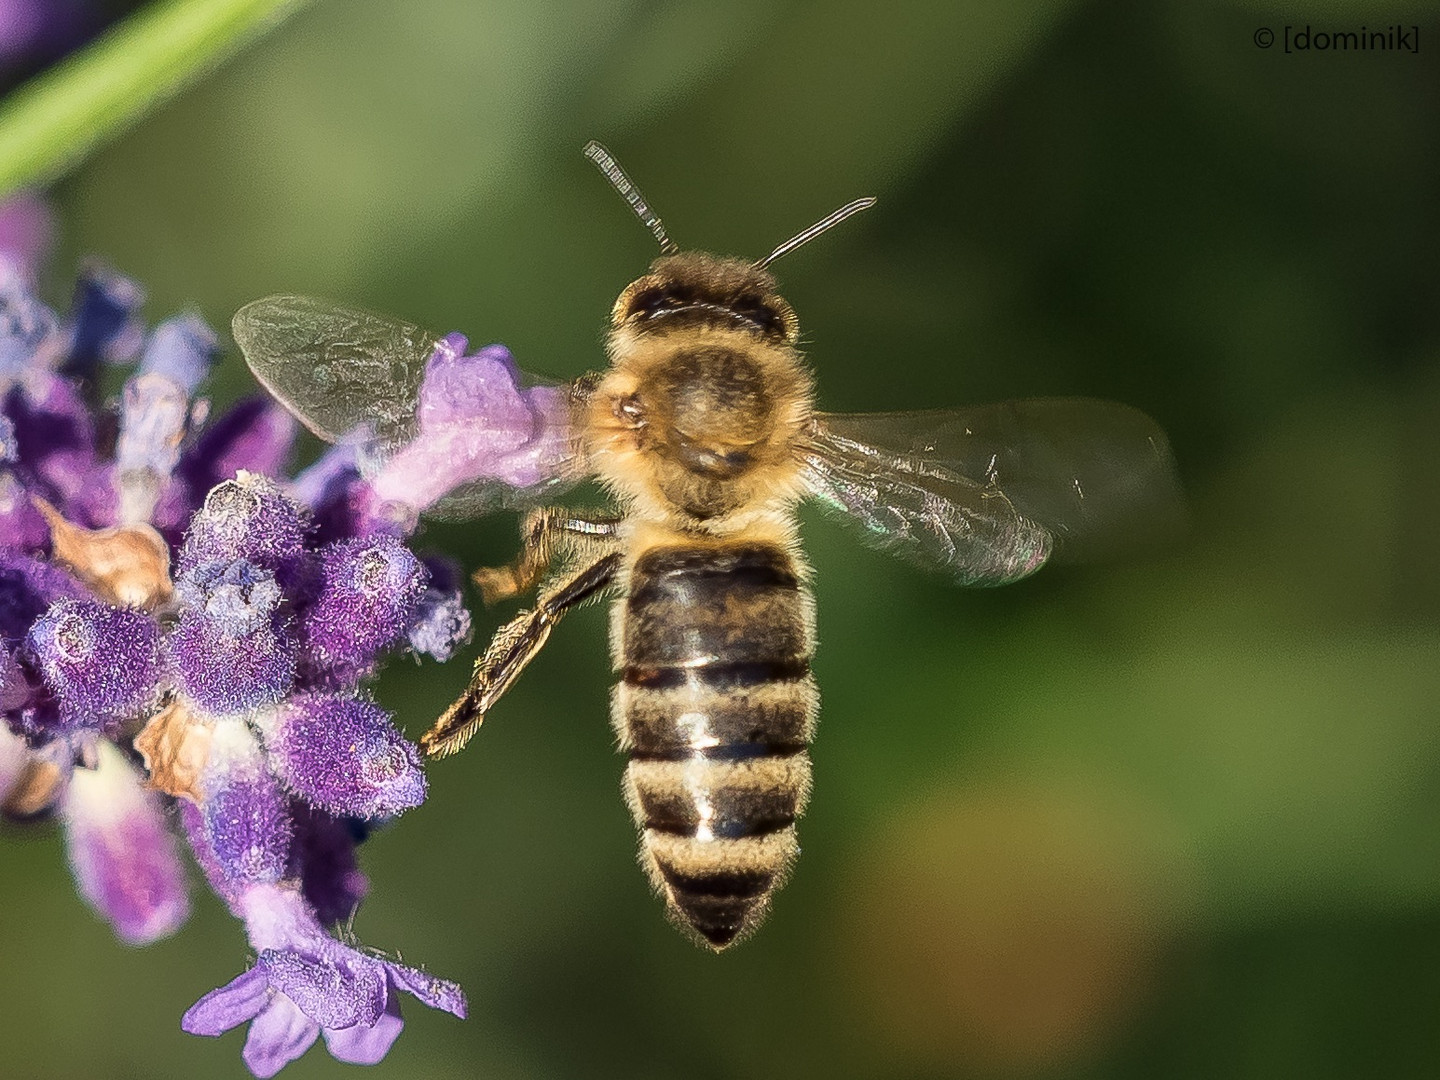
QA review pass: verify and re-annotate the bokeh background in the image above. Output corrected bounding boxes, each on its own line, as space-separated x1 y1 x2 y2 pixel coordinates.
5 0 1440 1076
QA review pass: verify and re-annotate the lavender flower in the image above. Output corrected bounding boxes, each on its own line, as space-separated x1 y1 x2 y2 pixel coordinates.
181 882 464 1077
367 333 571 515
1 199 483 1074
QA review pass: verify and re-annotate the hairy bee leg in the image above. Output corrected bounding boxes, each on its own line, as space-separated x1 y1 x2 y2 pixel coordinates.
472 508 621 605
422 550 623 758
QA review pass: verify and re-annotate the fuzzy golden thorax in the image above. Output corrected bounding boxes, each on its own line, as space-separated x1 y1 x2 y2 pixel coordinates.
586 254 814 525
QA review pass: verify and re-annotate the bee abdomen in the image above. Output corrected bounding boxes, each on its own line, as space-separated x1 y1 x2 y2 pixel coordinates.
617 541 816 949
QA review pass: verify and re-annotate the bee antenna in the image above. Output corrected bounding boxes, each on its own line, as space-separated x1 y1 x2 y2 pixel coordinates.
755 196 876 270
583 141 679 256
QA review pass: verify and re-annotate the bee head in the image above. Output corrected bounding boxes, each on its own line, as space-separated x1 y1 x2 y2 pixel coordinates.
612 254 800 345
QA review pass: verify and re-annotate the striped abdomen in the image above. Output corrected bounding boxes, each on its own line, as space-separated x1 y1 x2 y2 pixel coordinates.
614 540 817 950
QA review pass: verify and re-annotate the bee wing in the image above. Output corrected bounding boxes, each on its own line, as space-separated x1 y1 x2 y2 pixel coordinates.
233 294 441 449
801 398 1183 585
234 294 586 518
418 458 584 520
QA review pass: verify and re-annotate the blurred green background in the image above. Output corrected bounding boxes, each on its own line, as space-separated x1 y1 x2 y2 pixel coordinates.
5 0 1440 1076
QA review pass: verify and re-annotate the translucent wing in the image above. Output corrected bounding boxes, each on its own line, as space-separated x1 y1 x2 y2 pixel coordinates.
233 294 440 449
233 295 583 519
800 398 1183 585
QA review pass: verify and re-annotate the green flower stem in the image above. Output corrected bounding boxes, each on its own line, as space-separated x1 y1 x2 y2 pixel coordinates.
0 0 312 198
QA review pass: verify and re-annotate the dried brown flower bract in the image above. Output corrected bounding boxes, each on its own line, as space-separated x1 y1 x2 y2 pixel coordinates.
36 499 174 610
134 700 214 803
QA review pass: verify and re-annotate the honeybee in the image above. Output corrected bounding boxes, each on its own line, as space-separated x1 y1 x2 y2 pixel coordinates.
234 142 1183 950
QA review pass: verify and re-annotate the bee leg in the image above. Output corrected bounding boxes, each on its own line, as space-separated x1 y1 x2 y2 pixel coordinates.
422 549 622 758
472 508 621 605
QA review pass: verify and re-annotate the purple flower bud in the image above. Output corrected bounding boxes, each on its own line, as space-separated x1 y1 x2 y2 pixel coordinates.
298 536 427 680
60 740 190 944
178 798 241 908
0 645 30 710
64 261 145 373
179 397 298 497
0 259 59 380
201 720 292 884
0 0 93 71
172 561 295 716
0 552 87 640
0 193 54 281
289 805 368 926
176 560 282 635
5 375 99 506
367 338 573 514
264 694 425 818
179 475 308 576
0 472 48 552
139 313 214 395
26 599 161 722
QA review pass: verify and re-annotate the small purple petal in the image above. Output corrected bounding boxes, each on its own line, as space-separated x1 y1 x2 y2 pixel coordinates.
178 798 240 908
63 261 145 373
26 599 161 721
241 995 320 1080
61 740 190 944
405 586 472 662
260 947 387 1029
298 536 427 681
266 694 426 818
416 339 519 429
385 962 469 1018
181 966 270 1036
323 993 404 1065
288 444 357 512
179 475 308 577
367 340 571 513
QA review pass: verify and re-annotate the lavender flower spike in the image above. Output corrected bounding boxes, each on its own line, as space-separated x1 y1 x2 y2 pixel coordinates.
3 200 472 1075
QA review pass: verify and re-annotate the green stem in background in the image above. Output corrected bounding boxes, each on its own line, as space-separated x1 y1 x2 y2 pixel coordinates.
0 0 312 199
